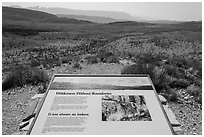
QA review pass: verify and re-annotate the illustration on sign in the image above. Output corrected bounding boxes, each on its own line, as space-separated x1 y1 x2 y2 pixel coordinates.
102 95 152 121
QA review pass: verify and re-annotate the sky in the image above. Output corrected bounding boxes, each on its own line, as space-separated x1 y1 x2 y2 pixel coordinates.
2 2 202 21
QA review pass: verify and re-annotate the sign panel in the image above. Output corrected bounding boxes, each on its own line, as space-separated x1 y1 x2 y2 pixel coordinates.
28 74 174 135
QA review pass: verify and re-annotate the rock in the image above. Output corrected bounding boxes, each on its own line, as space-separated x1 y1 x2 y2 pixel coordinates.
184 96 189 100
158 95 167 105
193 127 196 131
31 94 44 100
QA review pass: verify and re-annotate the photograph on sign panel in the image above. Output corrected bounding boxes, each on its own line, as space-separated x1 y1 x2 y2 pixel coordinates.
50 81 151 90
102 95 152 121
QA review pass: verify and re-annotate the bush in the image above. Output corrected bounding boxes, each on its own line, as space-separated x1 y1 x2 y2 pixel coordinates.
163 64 186 79
120 63 181 102
169 78 190 88
86 56 98 64
136 53 167 66
2 65 49 91
106 56 119 63
30 59 41 67
186 85 202 104
121 64 154 75
97 51 114 62
52 60 62 67
121 63 169 92
61 57 72 64
42 58 61 69
186 85 201 97
169 56 188 68
152 66 169 92
188 60 202 79
72 62 81 69
160 88 178 102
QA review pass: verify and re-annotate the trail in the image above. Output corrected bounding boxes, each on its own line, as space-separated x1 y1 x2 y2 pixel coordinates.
47 62 125 77
73 63 124 74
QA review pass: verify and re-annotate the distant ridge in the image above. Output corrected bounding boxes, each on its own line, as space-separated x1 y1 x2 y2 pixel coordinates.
27 6 134 20
57 14 126 23
147 20 184 24
107 21 155 26
2 6 93 24
26 6 185 24
176 21 202 28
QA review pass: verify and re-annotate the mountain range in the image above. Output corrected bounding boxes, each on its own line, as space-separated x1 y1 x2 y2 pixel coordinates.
5 5 186 24
26 6 184 24
3 5 200 27
2 6 93 24
56 14 125 23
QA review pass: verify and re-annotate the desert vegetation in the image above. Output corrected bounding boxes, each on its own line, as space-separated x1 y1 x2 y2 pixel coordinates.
3 25 202 105
3 20 202 101
3 20 202 102
2 65 49 91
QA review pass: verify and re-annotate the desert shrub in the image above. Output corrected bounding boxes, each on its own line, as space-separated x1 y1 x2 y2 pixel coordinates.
120 51 135 59
72 56 81 62
2 65 49 91
61 57 73 64
52 60 62 67
42 58 61 69
86 56 98 64
97 51 114 62
105 56 119 63
72 62 81 69
160 88 178 102
186 85 202 104
187 59 202 79
121 63 168 92
42 63 52 69
149 36 169 48
120 63 181 102
186 85 201 97
37 83 47 94
194 79 202 87
121 64 154 76
163 65 179 78
152 67 169 92
169 56 188 68
136 53 167 66
163 64 186 79
169 78 190 88
30 59 41 67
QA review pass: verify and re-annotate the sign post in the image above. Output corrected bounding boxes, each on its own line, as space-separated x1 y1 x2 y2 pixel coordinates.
27 74 174 135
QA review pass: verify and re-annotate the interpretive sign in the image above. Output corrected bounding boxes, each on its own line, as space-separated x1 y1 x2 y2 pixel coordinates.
28 74 174 135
